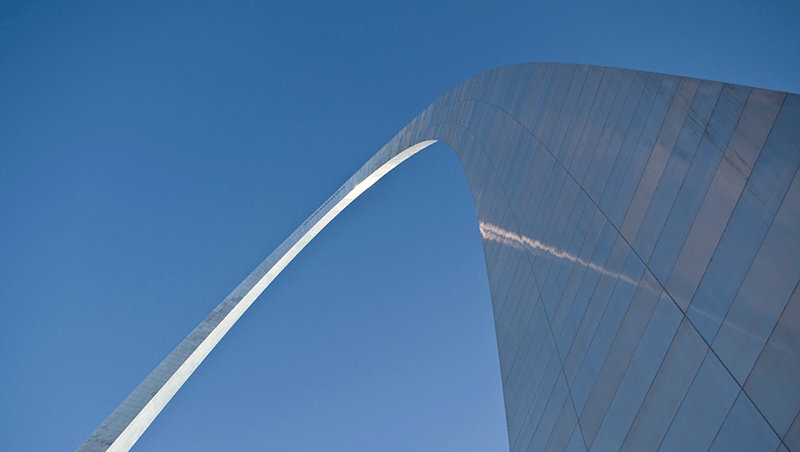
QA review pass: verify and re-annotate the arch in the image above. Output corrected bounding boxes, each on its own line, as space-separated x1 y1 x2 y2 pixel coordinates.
78 63 800 452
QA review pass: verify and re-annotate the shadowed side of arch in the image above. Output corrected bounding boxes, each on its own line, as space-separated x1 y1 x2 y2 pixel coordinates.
415 64 800 452
78 63 800 452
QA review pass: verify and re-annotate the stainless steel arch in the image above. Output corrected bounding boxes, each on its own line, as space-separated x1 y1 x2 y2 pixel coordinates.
78 63 800 452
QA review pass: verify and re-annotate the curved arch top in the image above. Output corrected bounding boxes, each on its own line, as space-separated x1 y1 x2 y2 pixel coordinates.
78 63 800 452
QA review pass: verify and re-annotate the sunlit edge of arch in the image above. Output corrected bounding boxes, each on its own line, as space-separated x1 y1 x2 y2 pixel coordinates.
79 139 438 452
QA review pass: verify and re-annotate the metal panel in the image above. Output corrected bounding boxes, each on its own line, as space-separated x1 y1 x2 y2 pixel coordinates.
785 412 800 451
607 75 681 228
563 236 631 385
665 88 785 311
617 318 707 452
647 83 751 284
578 270 662 445
588 292 683 451
632 80 723 261
550 209 606 341
598 73 663 215
688 93 800 344
556 222 618 356
658 352 740 452
584 71 648 202
743 281 800 438
707 392 780 452
712 165 800 384
619 77 700 241
571 255 647 414
544 395 579 452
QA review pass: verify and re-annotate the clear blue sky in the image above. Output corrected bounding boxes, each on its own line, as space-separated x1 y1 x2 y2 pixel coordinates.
1 1 798 451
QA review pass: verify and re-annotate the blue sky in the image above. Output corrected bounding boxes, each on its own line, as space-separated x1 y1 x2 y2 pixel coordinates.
1 1 798 451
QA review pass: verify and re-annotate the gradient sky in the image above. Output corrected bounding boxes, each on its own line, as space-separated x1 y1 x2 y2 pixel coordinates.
1 1 798 451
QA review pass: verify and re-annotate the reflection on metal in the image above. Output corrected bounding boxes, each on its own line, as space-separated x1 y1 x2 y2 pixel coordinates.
78 64 800 452
479 221 639 286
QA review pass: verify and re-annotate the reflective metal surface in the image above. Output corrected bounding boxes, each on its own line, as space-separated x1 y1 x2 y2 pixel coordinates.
78 64 800 452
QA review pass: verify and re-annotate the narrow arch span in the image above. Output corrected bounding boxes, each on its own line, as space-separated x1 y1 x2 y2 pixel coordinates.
78 63 800 452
